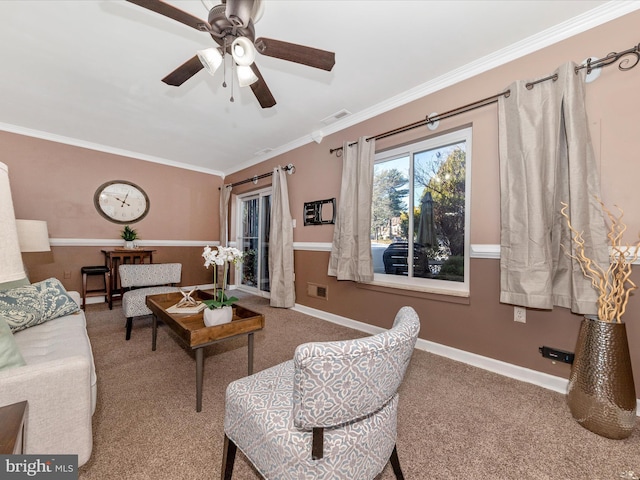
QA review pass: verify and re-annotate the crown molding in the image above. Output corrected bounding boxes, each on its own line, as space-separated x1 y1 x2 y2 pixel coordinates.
230 1 640 174
2 3 637 178
0 122 224 177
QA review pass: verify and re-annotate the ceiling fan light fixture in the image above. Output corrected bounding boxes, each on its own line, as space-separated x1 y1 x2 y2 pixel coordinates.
232 37 256 67
251 0 265 23
197 47 223 76
127 0 335 109
237 65 259 87
226 0 254 28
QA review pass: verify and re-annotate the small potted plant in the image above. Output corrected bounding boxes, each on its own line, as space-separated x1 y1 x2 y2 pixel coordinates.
121 225 138 249
202 245 243 326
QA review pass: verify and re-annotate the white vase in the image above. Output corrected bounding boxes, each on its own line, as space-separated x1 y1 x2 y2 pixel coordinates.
203 306 233 327
124 240 135 249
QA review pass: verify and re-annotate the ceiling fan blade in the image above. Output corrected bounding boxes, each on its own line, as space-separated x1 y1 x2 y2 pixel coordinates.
162 56 204 86
254 37 335 71
126 0 212 32
249 64 276 108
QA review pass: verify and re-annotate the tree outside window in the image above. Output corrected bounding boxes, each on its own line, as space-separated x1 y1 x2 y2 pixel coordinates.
372 168 408 241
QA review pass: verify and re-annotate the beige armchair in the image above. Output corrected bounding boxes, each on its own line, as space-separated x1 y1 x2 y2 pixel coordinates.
119 263 181 340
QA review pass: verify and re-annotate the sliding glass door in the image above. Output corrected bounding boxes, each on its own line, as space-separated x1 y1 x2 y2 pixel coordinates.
237 188 271 295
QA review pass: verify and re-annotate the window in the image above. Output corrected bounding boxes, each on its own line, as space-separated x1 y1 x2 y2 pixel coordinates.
371 127 471 295
236 187 271 295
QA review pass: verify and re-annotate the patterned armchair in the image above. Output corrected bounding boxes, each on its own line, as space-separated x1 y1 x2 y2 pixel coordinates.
221 306 420 480
119 263 181 340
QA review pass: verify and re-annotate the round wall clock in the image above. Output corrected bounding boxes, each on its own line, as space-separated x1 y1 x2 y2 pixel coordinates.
94 180 150 224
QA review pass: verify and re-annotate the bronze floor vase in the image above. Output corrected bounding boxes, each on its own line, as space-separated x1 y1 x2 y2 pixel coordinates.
567 315 637 439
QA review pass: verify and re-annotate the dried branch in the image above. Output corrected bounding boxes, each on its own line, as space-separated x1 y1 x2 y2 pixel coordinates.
560 200 639 323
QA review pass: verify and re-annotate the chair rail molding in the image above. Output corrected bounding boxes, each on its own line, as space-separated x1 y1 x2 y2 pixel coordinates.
293 242 503 258
49 238 218 247
50 240 640 264
470 244 500 259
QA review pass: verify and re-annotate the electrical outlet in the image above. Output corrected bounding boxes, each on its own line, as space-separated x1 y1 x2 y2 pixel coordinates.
63 271 71 279
514 306 526 323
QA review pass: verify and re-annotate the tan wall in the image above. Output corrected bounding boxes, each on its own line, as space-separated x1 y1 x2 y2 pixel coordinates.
2 11 638 388
226 12 640 387
1 132 222 289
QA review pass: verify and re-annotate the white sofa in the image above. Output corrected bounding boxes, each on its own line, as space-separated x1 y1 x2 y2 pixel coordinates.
0 291 96 466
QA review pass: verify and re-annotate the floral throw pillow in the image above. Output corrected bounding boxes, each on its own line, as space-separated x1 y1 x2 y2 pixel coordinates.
0 278 80 333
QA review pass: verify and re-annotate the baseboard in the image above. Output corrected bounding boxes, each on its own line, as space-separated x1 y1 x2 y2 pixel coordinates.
292 303 640 413
86 288 639 414
85 296 107 306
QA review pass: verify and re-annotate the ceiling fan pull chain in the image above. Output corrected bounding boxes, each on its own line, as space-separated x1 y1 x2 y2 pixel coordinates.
222 37 228 88
230 61 235 103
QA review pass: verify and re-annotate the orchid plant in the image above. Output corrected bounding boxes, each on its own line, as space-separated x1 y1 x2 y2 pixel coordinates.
202 245 243 309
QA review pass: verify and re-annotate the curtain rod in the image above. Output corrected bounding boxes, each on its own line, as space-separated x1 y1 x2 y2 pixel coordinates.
329 41 639 157
220 163 295 190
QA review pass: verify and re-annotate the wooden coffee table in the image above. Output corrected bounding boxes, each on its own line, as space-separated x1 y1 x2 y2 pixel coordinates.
145 291 265 412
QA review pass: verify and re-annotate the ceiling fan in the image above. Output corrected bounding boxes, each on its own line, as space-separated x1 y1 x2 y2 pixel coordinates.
126 0 336 108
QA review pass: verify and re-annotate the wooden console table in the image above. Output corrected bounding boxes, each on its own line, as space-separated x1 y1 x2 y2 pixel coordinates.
0 401 27 454
102 249 155 309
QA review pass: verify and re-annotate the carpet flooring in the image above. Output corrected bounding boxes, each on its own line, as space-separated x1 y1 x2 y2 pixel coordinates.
78 293 639 479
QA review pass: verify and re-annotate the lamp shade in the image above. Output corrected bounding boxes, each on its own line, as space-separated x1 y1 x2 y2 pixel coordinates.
16 220 51 252
0 162 27 283
197 47 223 76
237 65 258 87
231 37 256 67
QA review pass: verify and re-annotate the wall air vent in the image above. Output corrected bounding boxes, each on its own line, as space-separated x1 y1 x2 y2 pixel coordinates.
254 147 274 156
320 109 351 126
307 282 328 300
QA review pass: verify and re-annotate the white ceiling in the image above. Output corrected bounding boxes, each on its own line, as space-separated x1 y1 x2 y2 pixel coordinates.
1 1 637 177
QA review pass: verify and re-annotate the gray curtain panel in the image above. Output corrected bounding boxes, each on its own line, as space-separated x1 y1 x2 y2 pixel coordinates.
498 62 609 314
219 185 232 247
328 137 375 282
269 166 295 308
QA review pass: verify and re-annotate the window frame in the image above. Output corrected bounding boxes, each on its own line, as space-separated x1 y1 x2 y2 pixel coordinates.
370 127 472 297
